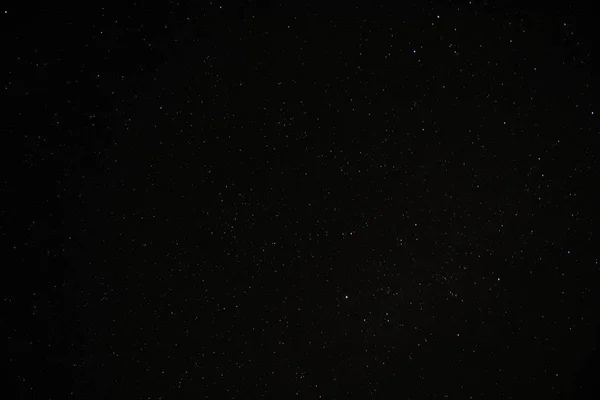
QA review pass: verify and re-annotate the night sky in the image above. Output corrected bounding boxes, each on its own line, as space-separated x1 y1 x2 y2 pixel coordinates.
4 1 600 399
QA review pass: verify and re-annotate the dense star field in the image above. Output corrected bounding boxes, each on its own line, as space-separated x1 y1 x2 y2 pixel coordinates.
4 1 599 398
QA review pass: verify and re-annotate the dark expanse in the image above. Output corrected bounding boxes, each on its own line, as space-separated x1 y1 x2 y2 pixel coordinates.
3 1 600 398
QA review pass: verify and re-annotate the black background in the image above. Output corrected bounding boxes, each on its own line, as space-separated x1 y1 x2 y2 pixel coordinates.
3 1 599 398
